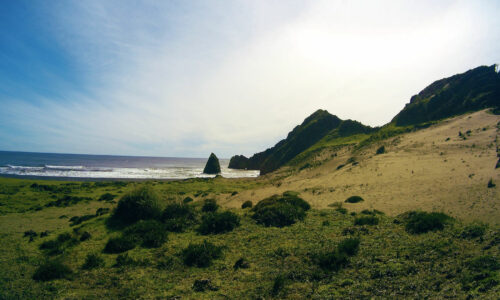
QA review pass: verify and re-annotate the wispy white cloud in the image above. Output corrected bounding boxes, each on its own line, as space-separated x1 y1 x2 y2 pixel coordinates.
1 0 499 157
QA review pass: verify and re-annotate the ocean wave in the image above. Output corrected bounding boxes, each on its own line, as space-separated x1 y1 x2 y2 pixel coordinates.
0 165 259 179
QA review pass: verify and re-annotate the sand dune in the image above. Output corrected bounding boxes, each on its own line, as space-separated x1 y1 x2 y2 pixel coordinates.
224 110 500 224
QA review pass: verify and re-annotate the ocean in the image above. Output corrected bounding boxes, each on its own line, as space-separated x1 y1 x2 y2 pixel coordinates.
0 151 259 180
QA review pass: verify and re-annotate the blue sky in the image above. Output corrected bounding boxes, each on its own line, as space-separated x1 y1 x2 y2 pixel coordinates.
1 0 499 158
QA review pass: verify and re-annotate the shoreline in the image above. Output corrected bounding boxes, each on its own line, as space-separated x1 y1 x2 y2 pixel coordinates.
0 174 197 182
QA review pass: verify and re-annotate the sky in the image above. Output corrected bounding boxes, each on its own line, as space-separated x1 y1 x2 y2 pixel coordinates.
0 0 499 158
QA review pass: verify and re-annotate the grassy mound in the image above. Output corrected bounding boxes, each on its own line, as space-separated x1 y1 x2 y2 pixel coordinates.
314 237 361 271
354 216 379 226
241 200 253 209
197 211 240 235
112 186 162 224
103 236 136 254
81 253 105 270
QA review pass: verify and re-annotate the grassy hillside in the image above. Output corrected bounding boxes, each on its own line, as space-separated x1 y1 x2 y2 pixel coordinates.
0 178 499 299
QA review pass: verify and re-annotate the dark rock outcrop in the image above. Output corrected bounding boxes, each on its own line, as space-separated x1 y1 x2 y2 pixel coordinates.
228 155 248 169
203 153 221 174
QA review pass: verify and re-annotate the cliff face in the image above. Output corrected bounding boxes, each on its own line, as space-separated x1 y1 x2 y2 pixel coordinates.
392 65 500 126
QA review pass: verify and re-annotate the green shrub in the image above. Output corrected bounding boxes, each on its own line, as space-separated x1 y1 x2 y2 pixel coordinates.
197 211 240 235
376 145 385 154
98 193 116 201
124 220 167 248
337 238 360 256
112 186 161 224
114 253 138 267
241 200 253 209
33 260 73 281
202 199 219 212
336 207 348 214
314 237 361 271
271 274 286 296
79 231 91 241
345 196 364 203
461 223 487 239
182 196 193 203
404 211 452 234
488 178 496 188
103 236 136 254
39 233 79 256
461 255 500 292
233 257 250 270
162 203 196 232
354 216 379 226
252 202 306 227
251 193 310 227
180 241 223 267
81 253 104 270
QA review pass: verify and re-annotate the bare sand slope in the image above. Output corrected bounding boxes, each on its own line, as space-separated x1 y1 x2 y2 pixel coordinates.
223 110 500 224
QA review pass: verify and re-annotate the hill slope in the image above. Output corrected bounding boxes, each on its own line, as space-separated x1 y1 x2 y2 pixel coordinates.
229 110 374 174
392 65 500 126
225 109 500 224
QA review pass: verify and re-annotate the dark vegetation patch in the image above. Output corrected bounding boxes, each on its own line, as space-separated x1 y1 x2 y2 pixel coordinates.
461 223 487 239
103 236 136 254
114 253 149 268
241 200 253 209
251 192 310 227
183 196 193 203
162 203 197 232
461 255 500 292
192 279 219 292
69 214 95 226
201 199 219 213
39 232 80 256
345 196 364 203
180 241 223 267
271 274 286 296
488 178 496 188
403 211 453 234
45 195 92 208
354 216 379 226
81 253 105 270
197 211 240 235
79 231 91 241
98 193 116 201
376 145 385 154
32 260 73 281
95 207 110 216
123 220 168 248
112 186 161 224
313 237 360 272
233 257 250 270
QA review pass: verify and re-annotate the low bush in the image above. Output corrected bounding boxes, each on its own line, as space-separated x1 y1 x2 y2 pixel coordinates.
69 214 95 226
81 253 105 270
182 196 193 203
39 233 79 256
354 216 379 226
337 238 360 256
96 207 110 216
197 211 240 235
79 231 91 241
180 241 223 267
33 260 73 281
271 274 286 296
103 236 136 254
488 179 496 188
98 193 116 201
114 253 137 267
162 203 196 232
376 145 385 154
233 257 250 270
404 211 452 234
461 255 500 292
201 199 219 213
252 192 310 227
112 186 162 224
241 200 253 209
345 196 364 203
461 223 487 239
313 237 361 272
124 220 168 248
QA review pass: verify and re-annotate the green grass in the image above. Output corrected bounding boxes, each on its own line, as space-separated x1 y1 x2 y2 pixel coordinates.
0 179 499 298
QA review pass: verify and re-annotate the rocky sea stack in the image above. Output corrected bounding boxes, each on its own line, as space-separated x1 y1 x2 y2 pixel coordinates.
203 153 221 174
